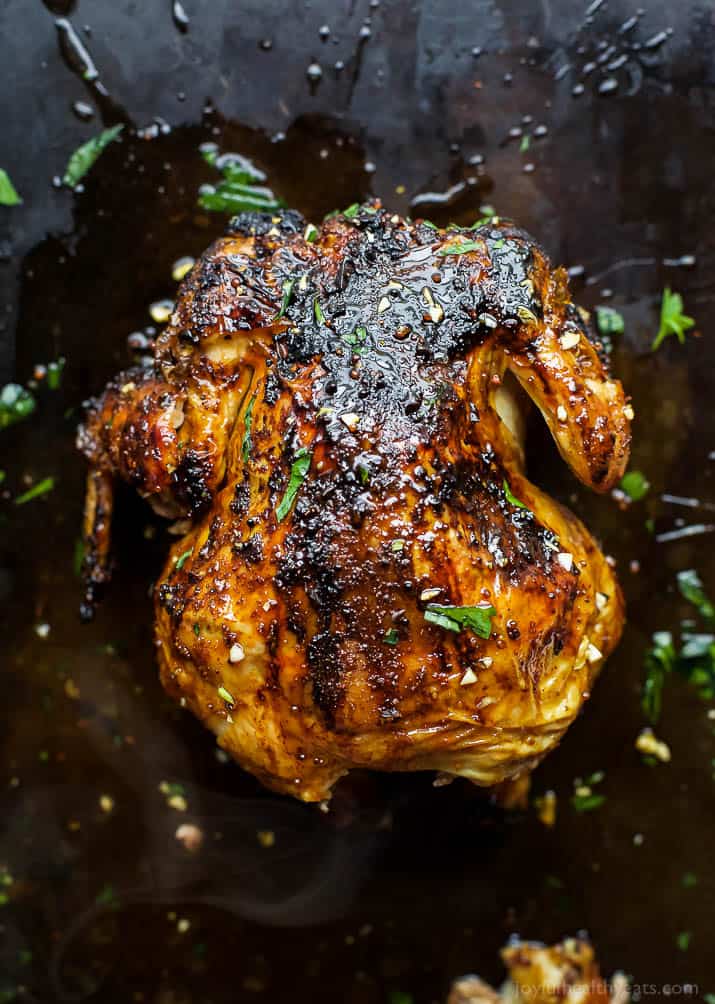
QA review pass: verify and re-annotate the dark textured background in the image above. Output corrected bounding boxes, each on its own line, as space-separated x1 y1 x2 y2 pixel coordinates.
1 1 715 1001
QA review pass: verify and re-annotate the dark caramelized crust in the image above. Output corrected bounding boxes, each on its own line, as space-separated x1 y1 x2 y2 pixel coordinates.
78 202 631 801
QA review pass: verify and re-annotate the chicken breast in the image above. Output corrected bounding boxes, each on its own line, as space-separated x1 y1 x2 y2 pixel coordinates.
78 202 631 802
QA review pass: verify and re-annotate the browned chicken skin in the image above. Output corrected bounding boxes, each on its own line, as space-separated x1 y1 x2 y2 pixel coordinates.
448 937 628 1004
78 203 631 802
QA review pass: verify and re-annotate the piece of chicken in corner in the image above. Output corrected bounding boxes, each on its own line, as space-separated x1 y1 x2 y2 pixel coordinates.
77 202 631 802
448 938 631 1004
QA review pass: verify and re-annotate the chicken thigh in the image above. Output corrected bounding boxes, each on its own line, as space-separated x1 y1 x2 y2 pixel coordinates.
78 203 631 802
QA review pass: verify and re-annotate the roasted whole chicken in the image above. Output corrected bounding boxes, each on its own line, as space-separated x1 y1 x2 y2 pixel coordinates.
78 203 631 802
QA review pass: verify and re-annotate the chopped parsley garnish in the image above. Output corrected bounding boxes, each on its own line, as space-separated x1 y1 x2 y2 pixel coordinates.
197 144 283 214
424 603 496 639
276 279 295 319
313 299 326 325
342 203 360 219
503 478 528 509
357 464 370 485
653 287 695 350
491 238 505 250
571 792 605 812
677 568 715 623
0 383 36 431
383 629 399 646
642 631 675 723
193 623 201 637
420 219 439 230
63 125 124 189
95 884 119 909
676 931 692 952
242 393 257 463
619 469 650 502
276 447 311 522
14 477 55 506
46 358 65 390
391 539 405 552
304 222 319 243
520 134 531 152
175 549 192 570
0 169 22 206
437 239 484 256
571 771 606 812
595 306 625 336
343 326 367 353
643 569 715 721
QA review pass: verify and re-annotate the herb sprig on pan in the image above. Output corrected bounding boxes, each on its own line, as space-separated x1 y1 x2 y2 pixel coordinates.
652 287 696 350
642 568 715 722
63 125 124 189
197 144 284 215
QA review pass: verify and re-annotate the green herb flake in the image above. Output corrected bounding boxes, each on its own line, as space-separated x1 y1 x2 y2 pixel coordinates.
503 478 528 510
313 299 326 325
571 792 606 813
595 306 625 336
175 549 192 571
63 125 124 189
0 383 36 431
676 931 692 952
619 470 650 502
424 603 496 639
47 358 66 390
677 569 715 624
73 537 85 578
218 685 235 706
276 447 312 522
95 884 119 910
276 278 295 319
437 239 484 257
491 238 505 250
304 222 319 243
193 623 201 637
343 203 360 219
242 393 257 463
358 464 370 485
383 628 399 646
14 477 55 506
653 287 696 350
420 219 439 230
642 630 676 723
520 134 531 153
0 169 22 206
682 871 698 888
197 145 283 215
343 326 368 353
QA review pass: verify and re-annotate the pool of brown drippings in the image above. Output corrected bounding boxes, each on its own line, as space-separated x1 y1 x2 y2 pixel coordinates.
2 2 715 1001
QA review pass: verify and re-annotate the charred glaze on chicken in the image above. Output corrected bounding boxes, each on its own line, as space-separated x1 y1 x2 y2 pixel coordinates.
78 202 631 801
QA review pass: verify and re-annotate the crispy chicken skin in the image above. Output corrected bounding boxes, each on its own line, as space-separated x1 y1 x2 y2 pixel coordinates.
78 203 631 802
448 937 628 1004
